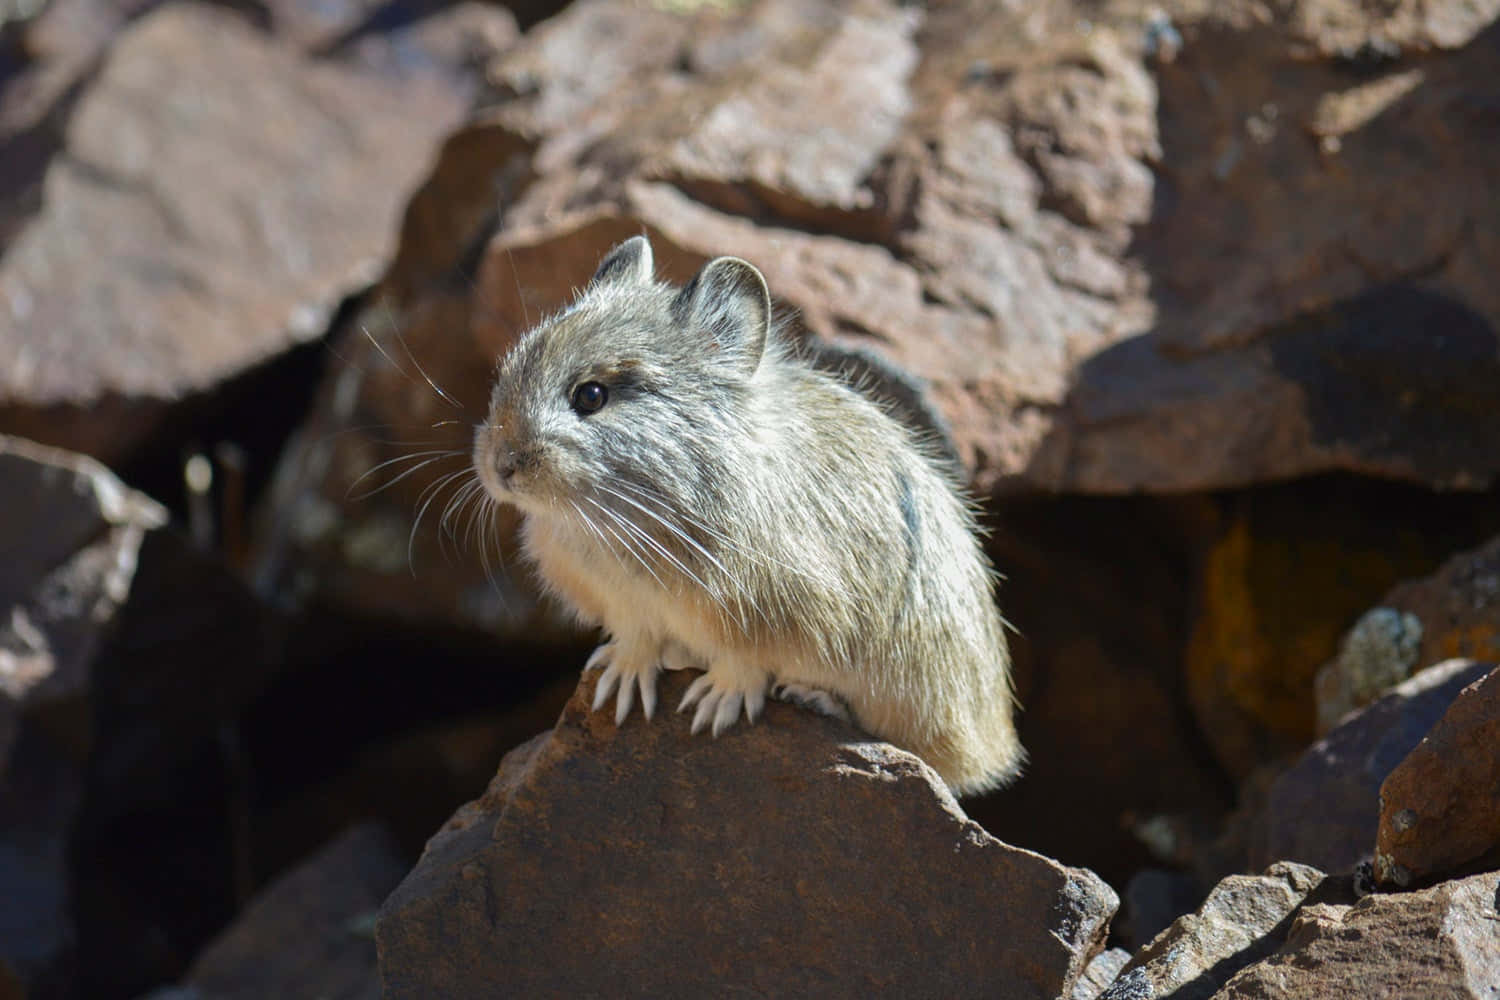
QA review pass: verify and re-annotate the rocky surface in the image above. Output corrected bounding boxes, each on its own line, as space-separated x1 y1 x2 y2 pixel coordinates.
1316 534 1500 730
0 1 467 465
3 0 1500 997
1101 862 1328 1000
1253 658 1493 874
1178 482 1497 779
1215 869 1500 998
0 434 166 770
0 435 164 993
163 824 404 1000
1376 664 1500 887
376 669 1118 1000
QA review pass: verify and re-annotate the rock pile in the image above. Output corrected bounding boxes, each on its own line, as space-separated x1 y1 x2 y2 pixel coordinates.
1 0 1499 996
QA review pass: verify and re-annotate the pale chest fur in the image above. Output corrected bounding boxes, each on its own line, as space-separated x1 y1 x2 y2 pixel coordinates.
522 513 723 654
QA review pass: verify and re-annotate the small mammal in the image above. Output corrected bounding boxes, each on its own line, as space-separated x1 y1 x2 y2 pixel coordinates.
473 236 1023 794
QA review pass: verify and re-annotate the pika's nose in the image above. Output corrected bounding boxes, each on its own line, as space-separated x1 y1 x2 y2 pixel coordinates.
497 455 517 482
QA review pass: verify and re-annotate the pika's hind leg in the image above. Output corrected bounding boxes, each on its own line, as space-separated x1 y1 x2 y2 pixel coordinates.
677 656 771 737
586 634 663 724
773 683 851 723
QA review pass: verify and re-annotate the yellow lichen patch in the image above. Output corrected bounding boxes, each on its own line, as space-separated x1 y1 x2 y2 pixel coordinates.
1432 622 1500 664
1186 491 1465 778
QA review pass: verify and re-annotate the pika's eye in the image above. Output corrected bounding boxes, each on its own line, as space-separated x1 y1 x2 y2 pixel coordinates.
571 381 608 415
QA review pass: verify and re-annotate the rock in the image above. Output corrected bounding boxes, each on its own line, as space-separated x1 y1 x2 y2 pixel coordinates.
1100 861 1328 1000
376 670 1117 999
1316 534 1500 731
1376 664 1500 887
0 433 166 770
68 526 287 997
0 439 286 997
1382 534 1500 670
1042 10 1500 494
0 723 82 996
1215 869 1500 998
0 2 467 465
1314 607 1424 733
1181 479 1495 779
1123 867 1202 949
175 824 405 1000
0 434 163 993
1072 947 1131 1000
1254 658 1493 874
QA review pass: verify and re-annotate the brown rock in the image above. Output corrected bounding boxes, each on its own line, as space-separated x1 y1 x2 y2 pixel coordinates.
1215 869 1500 999
1255 658 1493 874
1384 535 1500 671
376 670 1117 999
1100 862 1327 1000
1181 480 1495 778
1376 664 1500 887
0 2 466 464
176 824 405 1000
1041 9 1500 493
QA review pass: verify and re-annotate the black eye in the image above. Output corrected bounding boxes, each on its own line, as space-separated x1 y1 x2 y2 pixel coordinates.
571 381 608 415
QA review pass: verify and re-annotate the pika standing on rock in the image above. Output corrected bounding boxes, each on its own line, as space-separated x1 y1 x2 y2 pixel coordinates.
473 236 1023 794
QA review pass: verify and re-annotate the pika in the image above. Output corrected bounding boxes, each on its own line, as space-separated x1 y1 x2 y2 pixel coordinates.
473 236 1023 794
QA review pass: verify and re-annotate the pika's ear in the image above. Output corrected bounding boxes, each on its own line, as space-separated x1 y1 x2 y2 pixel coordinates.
591 236 654 287
672 256 770 376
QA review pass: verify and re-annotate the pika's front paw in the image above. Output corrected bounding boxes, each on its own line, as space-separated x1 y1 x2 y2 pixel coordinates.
586 640 661 724
677 662 770 737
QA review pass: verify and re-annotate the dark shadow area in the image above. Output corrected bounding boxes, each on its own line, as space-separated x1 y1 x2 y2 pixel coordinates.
67 585 579 999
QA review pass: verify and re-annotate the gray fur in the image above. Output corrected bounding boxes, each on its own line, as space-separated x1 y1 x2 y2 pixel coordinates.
473 237 1023 794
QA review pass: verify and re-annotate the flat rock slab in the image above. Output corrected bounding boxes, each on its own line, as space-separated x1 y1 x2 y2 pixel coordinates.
377 669 1116 999
0 2 466 463
1215 869 1500 999
1377 664 1500 887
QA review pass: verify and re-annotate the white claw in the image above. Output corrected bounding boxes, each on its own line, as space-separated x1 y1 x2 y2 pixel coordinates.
690 690 719 735
592 666 620 711
614 675 636 725
711 691 743 737
744 684 765 724
679 673 714 713
585 642 615 672
640 673 658 720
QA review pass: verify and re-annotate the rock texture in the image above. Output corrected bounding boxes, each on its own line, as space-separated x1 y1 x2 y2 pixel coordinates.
1376 664 1500 887
170 824 405 1000
1179 483 1493 778
1316 534 1500 730
1214 869 1500 998
1101 862 1328 1000
0 434 164 991
376 670 1117 1000
1253 658 1493 873
0 2 467 464
0 434 165 770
